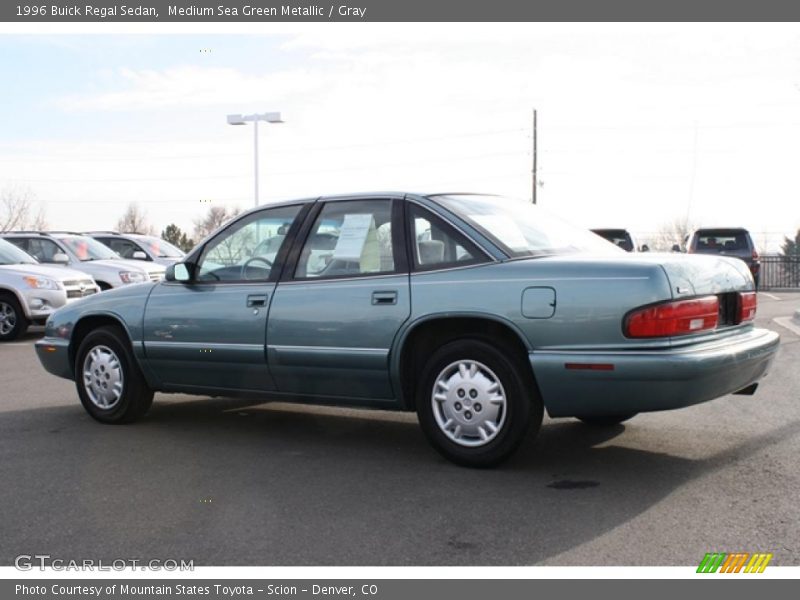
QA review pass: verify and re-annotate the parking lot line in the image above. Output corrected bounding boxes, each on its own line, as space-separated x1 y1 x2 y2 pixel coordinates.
773 317 800 337
760 292 782 301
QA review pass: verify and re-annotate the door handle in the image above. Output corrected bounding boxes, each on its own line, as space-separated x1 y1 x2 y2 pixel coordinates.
246 294 268 307
371 290 397 305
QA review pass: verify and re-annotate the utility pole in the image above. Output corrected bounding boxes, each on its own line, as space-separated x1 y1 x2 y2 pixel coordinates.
532 108 538 204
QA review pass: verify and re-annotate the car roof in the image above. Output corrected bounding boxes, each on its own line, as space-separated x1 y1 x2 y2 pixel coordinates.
693 227 750 234
591 228 632 235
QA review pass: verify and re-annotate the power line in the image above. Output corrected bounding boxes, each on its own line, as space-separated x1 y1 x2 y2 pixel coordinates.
3 150 527 183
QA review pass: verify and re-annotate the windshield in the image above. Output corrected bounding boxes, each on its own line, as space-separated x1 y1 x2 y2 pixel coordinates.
58 235 120 261
0 239 37 265
431 194 623 257
137 236 185 258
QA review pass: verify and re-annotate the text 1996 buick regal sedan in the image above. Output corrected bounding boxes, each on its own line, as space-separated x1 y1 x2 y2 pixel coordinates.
35 193 780 466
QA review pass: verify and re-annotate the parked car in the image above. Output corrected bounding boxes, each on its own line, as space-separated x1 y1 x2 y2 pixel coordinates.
0 238 98 341
86 231 185 266
1 232 165 289
34 193 779 467
686 227 761 287
590 228 646 252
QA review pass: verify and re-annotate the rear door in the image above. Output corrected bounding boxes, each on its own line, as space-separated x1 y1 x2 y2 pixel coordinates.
266 197 410 401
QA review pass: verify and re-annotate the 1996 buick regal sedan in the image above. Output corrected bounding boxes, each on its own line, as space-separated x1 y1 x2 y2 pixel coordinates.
35 193 780 466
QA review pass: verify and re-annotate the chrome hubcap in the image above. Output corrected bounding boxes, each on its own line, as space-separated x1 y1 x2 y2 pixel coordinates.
431 359 507 447
82 345 124 409
0 301 16 336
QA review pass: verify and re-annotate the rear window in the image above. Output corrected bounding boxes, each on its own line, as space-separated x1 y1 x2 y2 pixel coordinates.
694 230 750 252
592 229 634 252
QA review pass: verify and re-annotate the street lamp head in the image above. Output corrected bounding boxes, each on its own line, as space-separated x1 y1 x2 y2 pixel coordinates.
227 112 284 125
263 111 284 124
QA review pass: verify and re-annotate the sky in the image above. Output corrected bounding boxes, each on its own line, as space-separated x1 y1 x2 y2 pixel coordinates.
0 23 798 250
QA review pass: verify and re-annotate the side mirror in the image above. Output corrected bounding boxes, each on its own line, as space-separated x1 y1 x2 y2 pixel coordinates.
671 244 682 253
166 262 191 282
52 252 69 264
132 250 148 260
640 244 650 252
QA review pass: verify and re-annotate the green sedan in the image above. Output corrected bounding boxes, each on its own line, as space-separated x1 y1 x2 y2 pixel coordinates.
35 193 780 467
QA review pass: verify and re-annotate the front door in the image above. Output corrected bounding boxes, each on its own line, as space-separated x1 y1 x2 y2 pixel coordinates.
267 198 410 402
143 203 306 393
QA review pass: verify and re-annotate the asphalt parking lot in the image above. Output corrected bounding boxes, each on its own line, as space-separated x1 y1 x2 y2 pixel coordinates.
1 292 799 567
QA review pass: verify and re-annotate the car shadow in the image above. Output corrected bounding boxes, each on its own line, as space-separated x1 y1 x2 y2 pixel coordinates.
1 395 798 566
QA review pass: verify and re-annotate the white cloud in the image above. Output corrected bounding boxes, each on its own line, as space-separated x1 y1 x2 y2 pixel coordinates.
3 24 800 248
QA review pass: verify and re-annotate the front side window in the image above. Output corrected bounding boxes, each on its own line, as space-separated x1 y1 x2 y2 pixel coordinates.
295 200 395 279
196 204 302 282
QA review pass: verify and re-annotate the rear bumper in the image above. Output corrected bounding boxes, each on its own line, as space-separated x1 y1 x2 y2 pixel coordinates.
34 337 73 380
530 327 780 417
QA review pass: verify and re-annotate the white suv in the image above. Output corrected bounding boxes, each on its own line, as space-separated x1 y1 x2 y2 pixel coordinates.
0 239 99 341
1 232 165 289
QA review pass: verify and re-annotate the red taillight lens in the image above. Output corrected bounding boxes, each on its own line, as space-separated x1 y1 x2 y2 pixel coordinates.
625 296 719 338
737 291 757 323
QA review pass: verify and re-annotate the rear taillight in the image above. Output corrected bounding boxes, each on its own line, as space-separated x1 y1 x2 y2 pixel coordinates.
624 296 719 338
752 249 759 260
737 291 757 323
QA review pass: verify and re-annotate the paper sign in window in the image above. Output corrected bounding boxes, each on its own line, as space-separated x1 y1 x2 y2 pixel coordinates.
332 214 380 272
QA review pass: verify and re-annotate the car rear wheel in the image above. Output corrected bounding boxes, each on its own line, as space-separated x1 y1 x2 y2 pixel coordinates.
416 338 542 467
577 414 637 426
0 294 28 342
75 326 153 423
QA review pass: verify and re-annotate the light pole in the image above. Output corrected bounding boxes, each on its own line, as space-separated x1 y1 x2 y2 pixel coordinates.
226 112 284 207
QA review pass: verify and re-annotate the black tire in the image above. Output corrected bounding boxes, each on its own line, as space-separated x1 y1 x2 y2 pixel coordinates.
0 293 29 342
96 282 112 291
75 325 153 423
577 414 636 427
415 338 543 468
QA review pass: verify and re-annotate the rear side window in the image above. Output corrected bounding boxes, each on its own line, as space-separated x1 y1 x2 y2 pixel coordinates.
103 238 140 259
25 238 63 263
409 205 487 271
294 200 396 279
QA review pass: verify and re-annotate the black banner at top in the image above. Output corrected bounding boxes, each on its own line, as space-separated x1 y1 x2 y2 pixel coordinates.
3 0 800 22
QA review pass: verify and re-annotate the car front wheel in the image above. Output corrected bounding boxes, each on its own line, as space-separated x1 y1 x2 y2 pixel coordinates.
75 326 153 423
0 294 28 342
416 339 542 467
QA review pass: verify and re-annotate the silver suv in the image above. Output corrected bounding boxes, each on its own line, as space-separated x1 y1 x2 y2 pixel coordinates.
86 231 185 266
1 232 165 290
0 238 99 341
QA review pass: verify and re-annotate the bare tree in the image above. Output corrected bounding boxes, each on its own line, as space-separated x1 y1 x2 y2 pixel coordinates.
116 202 155 234
31 205 49 230
648 216 697 252
0 186 48 232
193 206 241 240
